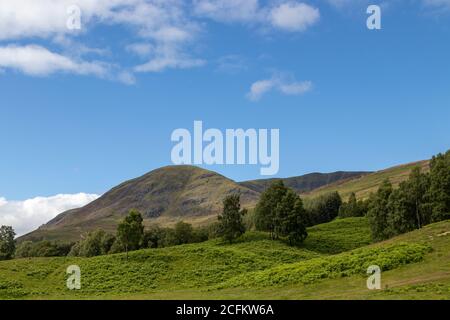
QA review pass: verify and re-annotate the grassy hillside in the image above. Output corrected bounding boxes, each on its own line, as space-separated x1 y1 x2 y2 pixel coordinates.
20 166 260 242
2 217 449 300
21 166 370 243
305 160 430 200
240 171 371 194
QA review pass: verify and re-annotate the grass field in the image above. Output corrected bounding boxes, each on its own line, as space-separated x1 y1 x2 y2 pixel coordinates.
0 217 449 300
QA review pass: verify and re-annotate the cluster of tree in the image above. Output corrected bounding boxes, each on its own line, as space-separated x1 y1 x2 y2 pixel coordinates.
68 230 116 257
0 226 15 260
254 181 308 245
368 151 450 241
16 240 73 258
142 221 210 249
338 192 370 218
69 210 213 258
0 211 214 261
303 191 342 226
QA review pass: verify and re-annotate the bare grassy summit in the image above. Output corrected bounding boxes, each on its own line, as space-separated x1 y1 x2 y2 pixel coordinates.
21 166 259 242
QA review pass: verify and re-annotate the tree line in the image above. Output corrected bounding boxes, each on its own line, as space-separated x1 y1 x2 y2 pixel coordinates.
3 212 213 260
367 151 450 241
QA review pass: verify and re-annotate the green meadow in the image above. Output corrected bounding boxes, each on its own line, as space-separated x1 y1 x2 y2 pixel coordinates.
0 217 449 300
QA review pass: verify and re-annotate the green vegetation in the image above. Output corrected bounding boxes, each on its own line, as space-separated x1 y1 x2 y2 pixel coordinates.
16 240 72 258
0 226 15 260
368 151 450 241
217 243 431 288
339 193 368 218
68 230 114 257
304 191 342 226
217 194 247 243
2 151 449 300
254 181 308 244
1 217 449 300
301 217 372 254
274 190 308 245
117 209 145 259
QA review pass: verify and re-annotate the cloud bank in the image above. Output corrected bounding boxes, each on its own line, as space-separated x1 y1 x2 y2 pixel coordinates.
0 193 100 237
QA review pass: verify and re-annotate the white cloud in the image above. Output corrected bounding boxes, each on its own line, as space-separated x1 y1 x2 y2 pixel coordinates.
270 2 320 31
248 79 277 101
0 0 204 77
0 44 108 77
0 0 321 81
193 0 261 23
247 74 312 101
193 0 320 31
0 193 100 237
134 44 206 72
134 56 206 72
279 81 312 95
0 44 137 84
0 0 192 41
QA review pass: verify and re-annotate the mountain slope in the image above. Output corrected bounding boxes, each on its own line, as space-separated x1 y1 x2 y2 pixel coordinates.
19 159 428 243
240 171 371 194
21 166 368 242
20 166 260 242
305 160 430 200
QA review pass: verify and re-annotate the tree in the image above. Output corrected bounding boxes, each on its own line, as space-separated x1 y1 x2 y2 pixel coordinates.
16 240 72 258
15 241 34 258
174 221 194 245
117 209 144 259
339 192 365 218
367 179 393 241
274 190 308 245
0 225 16 260
254 181 288 239
217 194 247 243
159 228 177 247
428 151 450 222
143 226 164 248
406 166 431 228
71 230 116 257
384 167 432 238
386 183 417 237
305 191 342 226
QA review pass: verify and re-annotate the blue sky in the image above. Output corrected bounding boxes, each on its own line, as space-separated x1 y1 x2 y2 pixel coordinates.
0 0 449 234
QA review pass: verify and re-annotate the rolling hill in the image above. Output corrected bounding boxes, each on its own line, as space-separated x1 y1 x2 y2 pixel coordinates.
21 166 260 242
305 160 430 201
19 158 430 243
239 171 371 194
20 166 368 242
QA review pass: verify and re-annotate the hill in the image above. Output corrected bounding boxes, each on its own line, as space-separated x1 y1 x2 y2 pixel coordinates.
239 171 371 194
1 217 449 299
20 166 260 242
20 166 367 242
305 160 430 201
18 159 430 243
